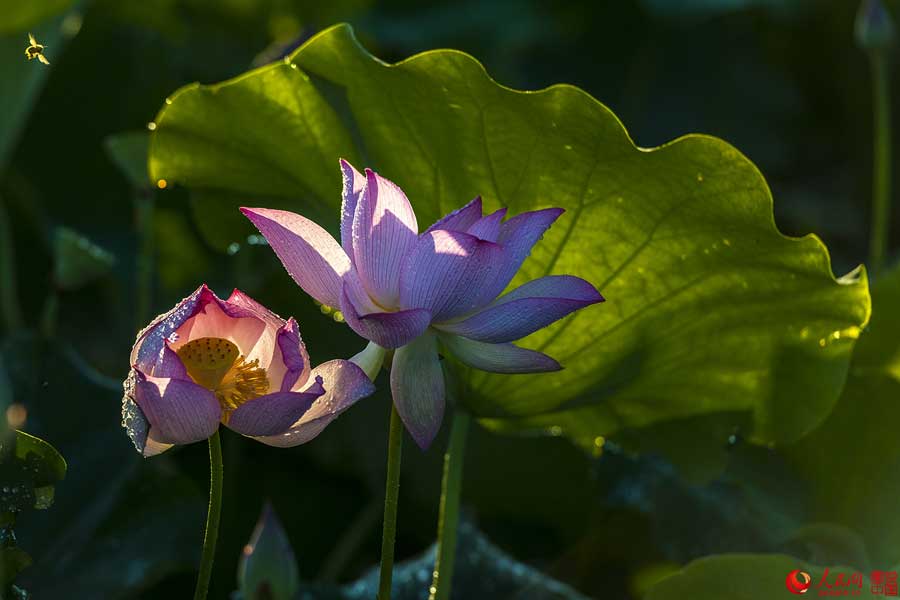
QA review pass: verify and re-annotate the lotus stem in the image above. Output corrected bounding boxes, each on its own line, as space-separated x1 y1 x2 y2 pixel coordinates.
869 51 893 274
429 409 470 600
378 403 404 600
0 197 23 333
193 430 223 600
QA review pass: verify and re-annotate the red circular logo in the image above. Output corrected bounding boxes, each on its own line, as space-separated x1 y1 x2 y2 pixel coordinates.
786 570 811 595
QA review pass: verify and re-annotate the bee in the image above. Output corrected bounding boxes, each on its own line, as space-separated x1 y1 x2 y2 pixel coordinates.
25 33 50 65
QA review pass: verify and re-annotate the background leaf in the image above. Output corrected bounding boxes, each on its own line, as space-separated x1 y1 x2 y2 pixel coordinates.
645 553 882 599
52 227 116 291
148 24 870 472
787 263 900 567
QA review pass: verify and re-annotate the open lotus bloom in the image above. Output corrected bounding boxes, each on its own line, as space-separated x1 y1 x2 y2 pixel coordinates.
242 160 604 449
122 284 375 456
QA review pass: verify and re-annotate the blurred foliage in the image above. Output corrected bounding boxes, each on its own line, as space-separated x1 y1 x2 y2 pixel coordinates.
1 0 899 598
646 553 885 599
104 132 151 190
0 1 82 168
233 517 592 600
52 227 115 290
787 263 900 568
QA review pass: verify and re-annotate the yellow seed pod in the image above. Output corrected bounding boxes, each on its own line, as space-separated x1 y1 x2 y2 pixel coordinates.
177 337 239 390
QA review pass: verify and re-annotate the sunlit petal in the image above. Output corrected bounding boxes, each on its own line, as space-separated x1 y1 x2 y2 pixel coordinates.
351 169 419 307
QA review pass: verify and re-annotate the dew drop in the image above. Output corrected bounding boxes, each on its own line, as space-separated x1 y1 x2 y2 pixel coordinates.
146 122 157 131
165 98 173 105
227 242 240 255
156 179 167 190
696 173 704 182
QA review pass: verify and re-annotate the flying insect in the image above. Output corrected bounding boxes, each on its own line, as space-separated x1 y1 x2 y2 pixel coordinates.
25 33 50 65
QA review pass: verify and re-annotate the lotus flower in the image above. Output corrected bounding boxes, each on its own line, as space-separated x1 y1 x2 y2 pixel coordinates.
122 284 375 456
241 161 604 448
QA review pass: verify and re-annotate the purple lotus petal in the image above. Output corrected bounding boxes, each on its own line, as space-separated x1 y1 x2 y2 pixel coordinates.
226 288 287 330
439 334 561 373
131 284 207 376
467 208 507 242
226 376 325 436
255 359 375 447
340 284 431 349
269 317 309 392
241 207 352 309
158 348 190 384
398 229 507 321
435 275 603 343
351 169 418 307
485 207 566 300
425 196 483 234
222 288 295 377
390 332 445 449
340 159 366 257
133 371 222 444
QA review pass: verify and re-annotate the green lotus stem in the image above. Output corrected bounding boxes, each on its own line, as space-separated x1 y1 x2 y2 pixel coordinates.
194 430 223 600
868 51 892 274
378 403 404 600
429 410 470 600
0 197 23 332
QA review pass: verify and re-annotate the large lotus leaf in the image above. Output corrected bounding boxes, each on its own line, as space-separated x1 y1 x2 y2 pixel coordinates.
787 263 900 566
646 553 884 599
148 24 870 460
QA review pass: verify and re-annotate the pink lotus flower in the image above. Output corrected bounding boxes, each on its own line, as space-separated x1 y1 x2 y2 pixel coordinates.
241 161 603 449
122 284 375 456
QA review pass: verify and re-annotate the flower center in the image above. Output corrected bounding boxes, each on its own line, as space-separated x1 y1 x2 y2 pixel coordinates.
176 337 269 420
